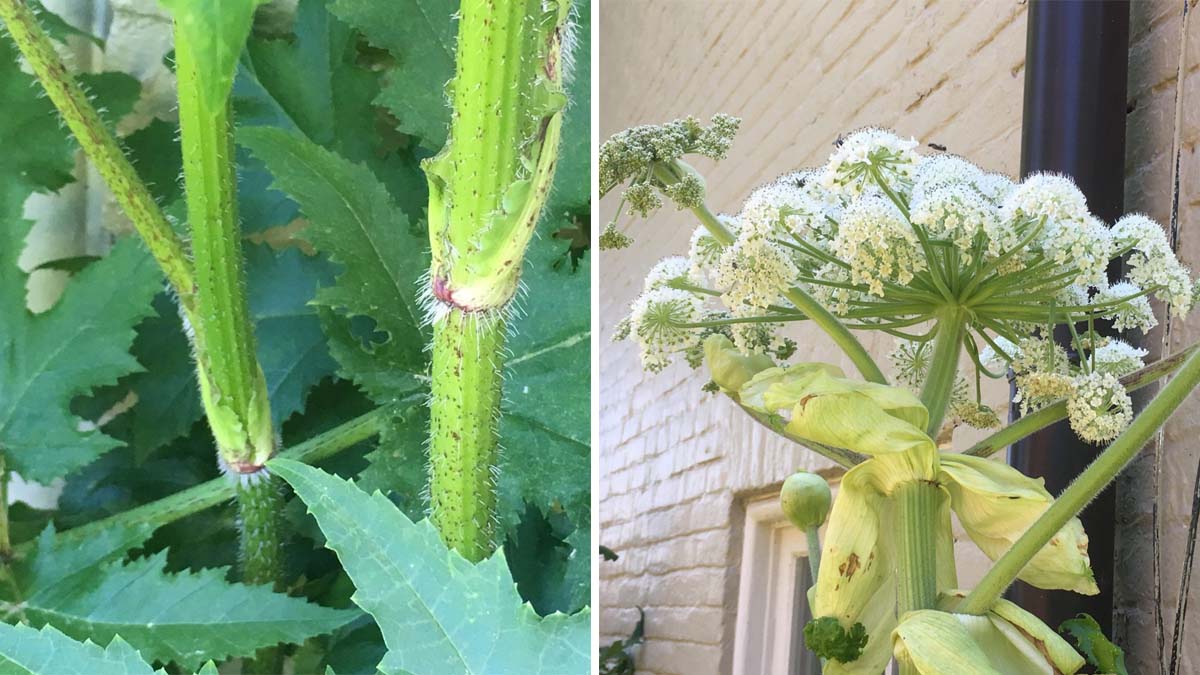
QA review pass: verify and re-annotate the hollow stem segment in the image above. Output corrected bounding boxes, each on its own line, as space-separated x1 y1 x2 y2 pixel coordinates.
174 26 273 470
959 344 1200 615
429 312 506 561
893 481 943 616
919 309 965 435
423 0 569 559
0 0 197 317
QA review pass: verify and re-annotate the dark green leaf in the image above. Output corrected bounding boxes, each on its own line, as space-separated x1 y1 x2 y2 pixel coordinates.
239 127 428 400
14 523 357 670
1059 614 1129 675
329 0 457 150
804 616 869 664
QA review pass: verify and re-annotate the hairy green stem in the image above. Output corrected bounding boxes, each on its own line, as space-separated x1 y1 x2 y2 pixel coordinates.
424 0 568 560
429 311 506 562
0 455 9 560
784 286 888 385
960 345 1200 615
919 310 965 435
175 30 273 469
964 339 1200 458
14 406 394 556
236 477 283 587
0 0 197 317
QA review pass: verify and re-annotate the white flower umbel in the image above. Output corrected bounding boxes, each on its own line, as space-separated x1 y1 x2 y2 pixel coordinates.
715 234 799 310
630 287 703 372
739 181 818 239
1093 281 1157 332
1118 217 1195 315
911 154 983 202
1000 172 1090 228
910 183 1006 264
972 172 1017 205
644 255 693 292
1093 339 1148 378
688 215 739 281
1042 216 1115 287
832 193 925 295
1068 372 1134 443
821 128 920 198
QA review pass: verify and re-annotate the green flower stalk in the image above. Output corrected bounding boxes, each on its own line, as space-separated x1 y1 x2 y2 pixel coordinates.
423 0 571 560
0 0 197 317
163 0 282 605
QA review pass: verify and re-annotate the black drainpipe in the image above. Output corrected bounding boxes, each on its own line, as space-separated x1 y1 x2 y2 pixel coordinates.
1007 0 1130 636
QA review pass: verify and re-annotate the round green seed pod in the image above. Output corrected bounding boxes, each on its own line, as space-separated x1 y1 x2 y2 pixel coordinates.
780 471 832 531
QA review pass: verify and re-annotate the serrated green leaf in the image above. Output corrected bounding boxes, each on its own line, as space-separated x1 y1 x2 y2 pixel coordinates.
0 231 161 483
13 523 357 670
270 459 590 675
1059 614 1128 675
546 0 589 215
124 244 339 457
0 34 74 191
77 71 141 127
238 127 428 400
0 623 156 675
329 0 457 150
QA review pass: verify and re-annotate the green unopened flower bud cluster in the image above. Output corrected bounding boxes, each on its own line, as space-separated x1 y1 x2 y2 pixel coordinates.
599 114 740 249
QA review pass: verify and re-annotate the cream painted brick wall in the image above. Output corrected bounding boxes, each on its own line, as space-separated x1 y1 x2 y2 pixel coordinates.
599 2 1027 673
1115 2 1200 673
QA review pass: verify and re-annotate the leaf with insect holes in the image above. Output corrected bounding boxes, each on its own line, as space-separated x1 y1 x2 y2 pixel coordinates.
122 244 340 457
270 459 591 675
10 523 357 670
238 127 429 401
0 224 161 483
328 0 457 150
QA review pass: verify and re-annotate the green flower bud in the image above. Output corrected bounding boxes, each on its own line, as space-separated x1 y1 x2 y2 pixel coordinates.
780 471 832 531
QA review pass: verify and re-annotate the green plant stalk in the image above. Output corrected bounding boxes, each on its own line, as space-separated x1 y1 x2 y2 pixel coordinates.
893 481 942 614
13 405 393 556
424 0 568 560
959 345 1200 615
0 0 197 317
0 454 9 560
919 310 965 435
805 527 821 582
684 198 888 384
174 32 273 470
963 338 1200 458
429 312 506 561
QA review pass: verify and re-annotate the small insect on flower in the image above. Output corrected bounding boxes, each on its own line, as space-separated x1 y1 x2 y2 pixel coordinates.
821 127 920 197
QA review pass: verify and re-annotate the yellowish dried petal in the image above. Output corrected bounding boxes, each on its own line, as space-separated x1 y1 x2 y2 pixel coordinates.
938 454 1098 595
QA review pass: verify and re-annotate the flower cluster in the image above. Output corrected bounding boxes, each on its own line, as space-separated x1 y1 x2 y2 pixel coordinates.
599 114 741 248
608 123 1195 446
